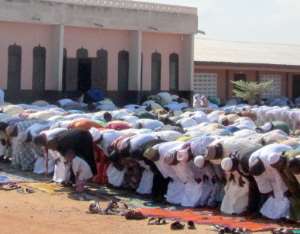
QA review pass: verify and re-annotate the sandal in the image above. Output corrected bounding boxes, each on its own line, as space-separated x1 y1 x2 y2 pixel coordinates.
148 218 167 225
187 221 196 230
170 221 185 230
124 210 146 220
89 201 102 214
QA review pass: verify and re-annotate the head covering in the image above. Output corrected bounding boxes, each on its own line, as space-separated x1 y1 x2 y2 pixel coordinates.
221 157 233 171
194 155 205 168
143 147 160 162
89 127 102 142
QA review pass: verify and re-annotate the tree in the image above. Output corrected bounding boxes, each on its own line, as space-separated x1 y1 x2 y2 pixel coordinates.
232 80 273 105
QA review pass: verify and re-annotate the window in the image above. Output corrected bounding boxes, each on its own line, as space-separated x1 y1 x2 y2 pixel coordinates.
260 74 282 98
151 52 161 91
92 49 108 90
33 45 46 91
193 73 218 97
7 44 21 91
118 50 129 91
76 47 88 59
169 53 179 91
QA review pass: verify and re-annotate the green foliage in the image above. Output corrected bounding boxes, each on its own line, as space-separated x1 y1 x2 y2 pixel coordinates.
232 80 273 104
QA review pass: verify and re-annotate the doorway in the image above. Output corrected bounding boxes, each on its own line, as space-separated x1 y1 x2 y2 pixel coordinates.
293 75 300 98
234 73 247 82
78 58 92 92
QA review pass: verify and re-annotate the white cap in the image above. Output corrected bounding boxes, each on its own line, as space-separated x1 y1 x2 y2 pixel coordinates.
221 157 233 171
89 127 102 142
194 155 205 168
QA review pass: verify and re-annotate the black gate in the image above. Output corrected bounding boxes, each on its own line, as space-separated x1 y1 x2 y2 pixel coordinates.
118 50 129 91
151 52 161 91
32 45 46 91
7 44 21 92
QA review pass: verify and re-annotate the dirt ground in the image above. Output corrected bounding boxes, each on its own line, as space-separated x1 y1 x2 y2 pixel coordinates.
0 188 226 234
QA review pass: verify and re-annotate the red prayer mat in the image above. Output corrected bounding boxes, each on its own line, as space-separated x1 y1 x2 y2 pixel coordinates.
138 208 280 232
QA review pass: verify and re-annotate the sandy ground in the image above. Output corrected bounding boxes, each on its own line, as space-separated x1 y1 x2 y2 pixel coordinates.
0 188 223 234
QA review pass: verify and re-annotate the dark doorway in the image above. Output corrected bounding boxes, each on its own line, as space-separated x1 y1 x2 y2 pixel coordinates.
92 49 108 90
7 44 21 92
293 75 300 98
33 45 46 92
169 53 179 91
151 52 161 91
234 73 247 82
118 50 129 91
62 48 67 91
78 58 92 92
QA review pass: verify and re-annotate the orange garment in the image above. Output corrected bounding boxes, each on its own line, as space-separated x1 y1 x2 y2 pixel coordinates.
69 119 104 131
92 144 109 185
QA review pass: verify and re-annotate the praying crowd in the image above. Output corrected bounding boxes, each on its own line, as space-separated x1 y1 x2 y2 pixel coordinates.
1 92 300 222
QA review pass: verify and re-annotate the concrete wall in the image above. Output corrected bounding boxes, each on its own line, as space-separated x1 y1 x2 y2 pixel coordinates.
142 32 184 91
0 20 194 100
0 21 57 90
64 26 131 91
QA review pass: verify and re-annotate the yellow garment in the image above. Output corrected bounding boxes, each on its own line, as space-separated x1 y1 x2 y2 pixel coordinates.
177 135 193 142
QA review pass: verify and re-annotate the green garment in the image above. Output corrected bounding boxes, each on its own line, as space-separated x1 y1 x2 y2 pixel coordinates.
272 121 290 135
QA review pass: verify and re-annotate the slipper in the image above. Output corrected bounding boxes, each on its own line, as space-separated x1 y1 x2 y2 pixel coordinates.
89 201 102 214
187 221 196 230
170 221 185 230
148 218 167 225
124 210 146 220
148 217 157 225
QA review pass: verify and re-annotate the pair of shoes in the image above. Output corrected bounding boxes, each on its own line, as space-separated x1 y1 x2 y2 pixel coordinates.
148 218 167 225
170 221 185 230
124 210 146 220
170 221 196 230
89 201 102 214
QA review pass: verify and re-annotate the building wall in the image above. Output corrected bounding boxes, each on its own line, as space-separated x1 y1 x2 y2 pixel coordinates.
194 63 300 103
0 20 193 103
142 32 184 91
64 26 131 91
0 21 57 90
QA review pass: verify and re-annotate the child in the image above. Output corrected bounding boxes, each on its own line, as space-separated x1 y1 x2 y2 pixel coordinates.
65 149 93 192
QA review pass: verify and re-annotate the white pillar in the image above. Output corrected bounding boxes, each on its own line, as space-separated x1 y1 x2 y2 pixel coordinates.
129 30 142 91
181 34 194 92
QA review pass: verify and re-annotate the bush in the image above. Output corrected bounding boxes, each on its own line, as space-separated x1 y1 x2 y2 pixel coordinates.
232 80 273 105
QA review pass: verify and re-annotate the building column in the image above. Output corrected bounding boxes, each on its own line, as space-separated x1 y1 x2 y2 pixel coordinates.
52 24 64 91
182 34 194 92
128 30 142 91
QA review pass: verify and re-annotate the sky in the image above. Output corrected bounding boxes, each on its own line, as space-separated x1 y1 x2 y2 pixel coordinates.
142 0 300 45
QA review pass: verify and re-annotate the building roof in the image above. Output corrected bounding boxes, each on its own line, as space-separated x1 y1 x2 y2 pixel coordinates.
194 38 300 67
42 0 197 15
0 0 197 34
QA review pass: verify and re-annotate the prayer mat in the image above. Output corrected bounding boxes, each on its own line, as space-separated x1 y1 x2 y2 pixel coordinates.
138 208 280 232
23 183 71 194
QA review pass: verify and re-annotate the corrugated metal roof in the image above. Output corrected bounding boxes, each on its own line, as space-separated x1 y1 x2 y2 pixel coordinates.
194 38 300 67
